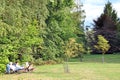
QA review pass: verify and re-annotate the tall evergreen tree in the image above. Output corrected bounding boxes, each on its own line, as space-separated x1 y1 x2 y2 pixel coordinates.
42 0 85 61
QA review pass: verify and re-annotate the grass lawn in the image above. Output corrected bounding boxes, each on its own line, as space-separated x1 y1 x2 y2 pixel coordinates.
0 54 120 80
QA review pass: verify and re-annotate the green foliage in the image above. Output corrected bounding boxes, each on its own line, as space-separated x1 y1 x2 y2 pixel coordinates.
33 58 44 65
43 0 85 62
94 35 110 54
0 0 85 73
21 54 34 62
0 64 5 73
64 38 76 58
0 55 9 73
33 58 58 65
103 1 120 31
64 38 85 58
0 0 49 73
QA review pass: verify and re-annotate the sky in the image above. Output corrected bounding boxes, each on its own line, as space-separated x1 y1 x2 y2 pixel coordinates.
80 0 120 27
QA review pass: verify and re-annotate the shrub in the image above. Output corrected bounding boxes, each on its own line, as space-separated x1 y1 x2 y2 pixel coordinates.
33 58 44 65
54 58 64 64
21 54 34 63
44 60 56 65
0 56 9 73
0 64 6 73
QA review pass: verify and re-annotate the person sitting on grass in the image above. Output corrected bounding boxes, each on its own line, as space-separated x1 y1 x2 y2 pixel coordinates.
9 62 16 72
6 61 34 73
26 62 34 71
6 63 10 74
6 62 25 73
6 62 17 74
15 61 24 71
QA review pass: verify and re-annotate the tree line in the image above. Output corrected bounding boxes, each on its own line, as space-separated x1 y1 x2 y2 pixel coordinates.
0 0 85 73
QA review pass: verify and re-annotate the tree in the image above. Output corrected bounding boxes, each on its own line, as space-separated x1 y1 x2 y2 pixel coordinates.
92 1 120 53
94 35 110 63
63 38 75 73
74 43 85 62
43 0 85 61
63 38 84 73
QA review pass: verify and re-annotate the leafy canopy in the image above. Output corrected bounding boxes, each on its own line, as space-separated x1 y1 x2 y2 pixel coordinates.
94 35 110 54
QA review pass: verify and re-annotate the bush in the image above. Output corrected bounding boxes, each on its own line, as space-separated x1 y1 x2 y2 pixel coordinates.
0 56 9 73
0 64 6 73
21 54 34 62
33 58 44 65
44 60 56 65
54 58 64 63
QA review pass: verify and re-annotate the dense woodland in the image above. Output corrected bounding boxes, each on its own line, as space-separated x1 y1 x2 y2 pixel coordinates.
0 0 120 73
0 0 85 72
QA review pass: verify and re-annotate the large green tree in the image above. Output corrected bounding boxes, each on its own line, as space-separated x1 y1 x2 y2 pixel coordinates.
42 0 85 61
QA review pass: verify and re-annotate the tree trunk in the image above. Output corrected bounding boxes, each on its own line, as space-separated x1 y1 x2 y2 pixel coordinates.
79 54 83 62
102 53 105 63
63 58 70 73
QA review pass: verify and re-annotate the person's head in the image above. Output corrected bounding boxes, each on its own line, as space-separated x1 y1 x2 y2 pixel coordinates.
28 61 32 65
26 62 29 65
9 62 12 65
15 61 19 65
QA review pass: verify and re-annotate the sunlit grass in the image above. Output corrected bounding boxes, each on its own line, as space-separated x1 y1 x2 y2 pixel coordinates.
0 54 120 80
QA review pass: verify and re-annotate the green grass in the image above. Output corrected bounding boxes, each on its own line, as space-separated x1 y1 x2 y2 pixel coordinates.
0 54 120 80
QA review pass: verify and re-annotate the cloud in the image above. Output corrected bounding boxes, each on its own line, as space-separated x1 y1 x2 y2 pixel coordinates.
82 0 106 26
113 3 120 17
83 4 104 25
83 0 106 5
